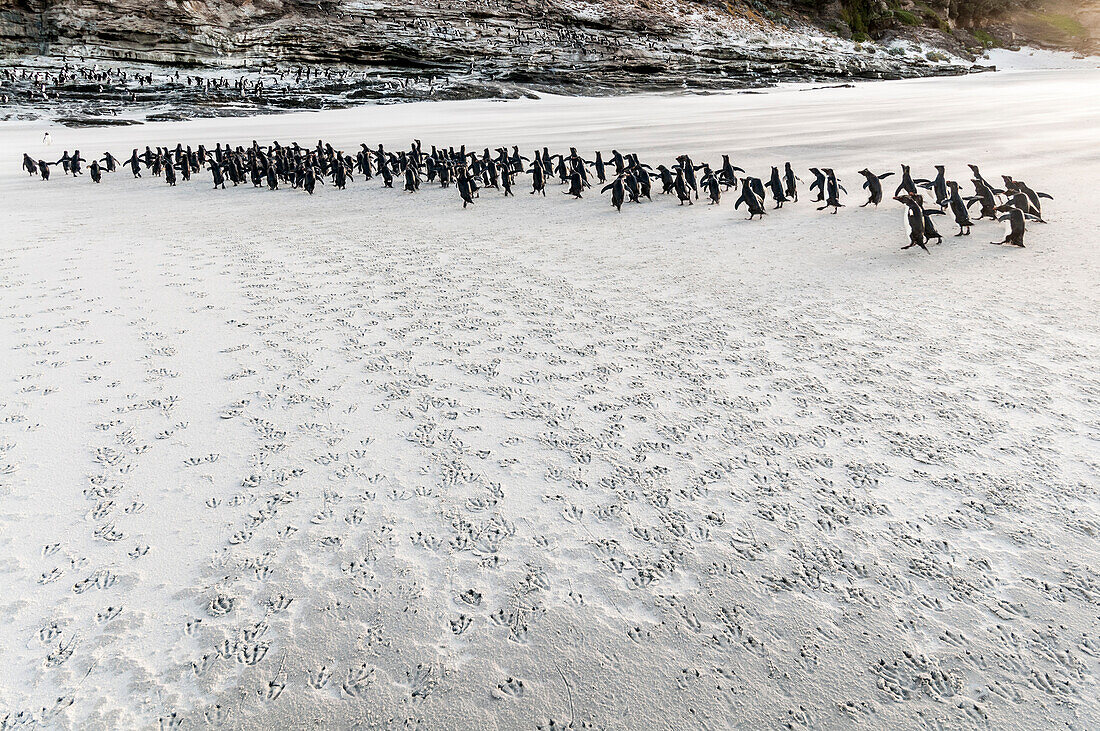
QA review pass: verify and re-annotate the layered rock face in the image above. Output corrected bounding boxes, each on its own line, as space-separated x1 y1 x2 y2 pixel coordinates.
0 0 967 88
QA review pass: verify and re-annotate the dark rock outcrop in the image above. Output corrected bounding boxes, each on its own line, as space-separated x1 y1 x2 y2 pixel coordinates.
0 0 1002 122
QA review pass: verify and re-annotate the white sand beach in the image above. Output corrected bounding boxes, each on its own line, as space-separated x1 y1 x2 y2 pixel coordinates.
1 63 1099 729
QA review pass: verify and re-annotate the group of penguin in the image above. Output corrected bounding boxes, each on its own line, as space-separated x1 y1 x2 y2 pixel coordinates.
21 140 1051 250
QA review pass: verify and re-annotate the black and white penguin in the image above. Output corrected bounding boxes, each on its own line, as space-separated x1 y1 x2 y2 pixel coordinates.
991 204 1040 247
894 195 929 253
857 169 894 207
945 181 974 236
601 176 626 212
765 167 788 209
735 178 767 220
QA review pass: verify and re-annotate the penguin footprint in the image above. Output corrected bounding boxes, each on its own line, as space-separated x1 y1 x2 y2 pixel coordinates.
492 677 526 699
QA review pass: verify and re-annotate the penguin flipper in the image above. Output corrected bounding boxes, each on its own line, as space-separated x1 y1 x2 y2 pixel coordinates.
1037 192 1053 200
878 172 895 180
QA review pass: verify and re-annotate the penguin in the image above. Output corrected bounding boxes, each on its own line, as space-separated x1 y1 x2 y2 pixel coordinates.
164 156 177 186
303 167 321 195
529 161 546 195
672 167 693 206
719 155 744 189
916 165 948 209
966 178 999 220
403 164 419 192
894 195 929 253
23 153 36 176
89 159 103 184
566 148 589 187
699 167 721 205
457 169 476 208
553 154 569 185
735 178 767 219
677 155 702 199
991 204 1039 247
945 181 974 236
894 164 919 197
909 193 945 245
633 166 653 201
591 151 608 184
857 169 894 207
749 177 767 206
621 171 640 204
817 169 845 214
765 167 788 209
69 150 85 176
211 161 226 189
601 176 626 212
655 165 676 195
1002 177 1052 222
37 160 53 180
564 171 584 199
922 208 945 245
483 158 500 189
125 149 143 178
783 162 799 202
608 149 625 176
808 168 826 202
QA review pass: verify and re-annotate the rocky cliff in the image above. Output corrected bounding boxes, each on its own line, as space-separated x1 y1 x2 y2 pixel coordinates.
0 0 1091 124
0 0 971 79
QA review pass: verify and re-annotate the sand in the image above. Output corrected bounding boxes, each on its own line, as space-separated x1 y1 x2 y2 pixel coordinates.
1 60 1099 729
